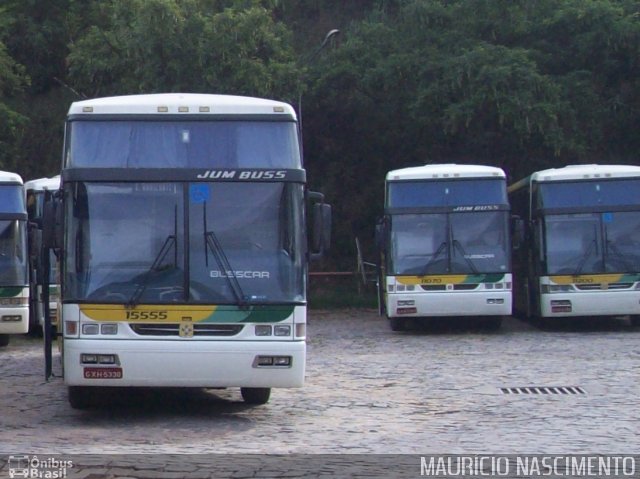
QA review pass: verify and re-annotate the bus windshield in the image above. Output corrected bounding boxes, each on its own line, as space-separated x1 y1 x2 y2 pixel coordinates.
66 120 301 169
387 179 507 208
389 211 509 275
63 182 305 304
544 212 640 274
538 178 640 209
0 220 27 285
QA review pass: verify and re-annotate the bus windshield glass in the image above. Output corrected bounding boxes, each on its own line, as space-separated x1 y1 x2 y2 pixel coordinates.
0 220 27 285
387 179 507 208
66 120 301 169
63 182 305 304
389 211 509 275
544 212 640 275
0 185 26 213
538 179 640 209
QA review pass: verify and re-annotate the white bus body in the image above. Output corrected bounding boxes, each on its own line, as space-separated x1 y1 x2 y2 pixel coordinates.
378 164 512 330
0 171 29 346
509 164 640 321
45 93 329 406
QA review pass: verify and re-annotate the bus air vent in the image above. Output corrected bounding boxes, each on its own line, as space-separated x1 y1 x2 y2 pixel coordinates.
130 324 244 336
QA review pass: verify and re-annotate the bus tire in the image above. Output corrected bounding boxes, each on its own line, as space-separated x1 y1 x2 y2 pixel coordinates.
68 386 93 409
241 387 271 405
0 335 9 347
389 317 405 332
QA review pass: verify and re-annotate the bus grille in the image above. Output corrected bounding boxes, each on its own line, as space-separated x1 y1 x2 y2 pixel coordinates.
130 323 244 336
420 285 447 291
575 282 632 291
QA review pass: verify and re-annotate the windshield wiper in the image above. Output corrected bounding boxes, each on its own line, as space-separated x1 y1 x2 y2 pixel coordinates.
452 239 479 274
422 241 447 275
203 202 248 308
127 233 176 308
605 240 634 271
574 238 597 275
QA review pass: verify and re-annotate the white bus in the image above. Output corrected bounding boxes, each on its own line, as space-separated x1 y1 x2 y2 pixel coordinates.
509 164 640 323
377 164 512 331
43 93 330 408
0 171 29 347
25 176 60 334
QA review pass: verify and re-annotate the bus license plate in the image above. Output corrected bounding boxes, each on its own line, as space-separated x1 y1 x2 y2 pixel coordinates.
84 367 123 379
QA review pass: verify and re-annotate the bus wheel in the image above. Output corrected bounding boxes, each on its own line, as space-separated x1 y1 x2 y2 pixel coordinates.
0 335 9 347
241 387 271 405
389 317 405 332
68 386 93 409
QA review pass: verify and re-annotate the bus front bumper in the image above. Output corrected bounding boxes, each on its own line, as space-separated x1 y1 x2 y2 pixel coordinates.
387 292 511 318
63 339 305 388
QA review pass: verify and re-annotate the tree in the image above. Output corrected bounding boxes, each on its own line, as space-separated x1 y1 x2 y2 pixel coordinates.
66 0 299 100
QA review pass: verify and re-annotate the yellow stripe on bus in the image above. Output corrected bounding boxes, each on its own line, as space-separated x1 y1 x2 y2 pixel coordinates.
550 274 624 285
80 304 216 323
396 275 470 285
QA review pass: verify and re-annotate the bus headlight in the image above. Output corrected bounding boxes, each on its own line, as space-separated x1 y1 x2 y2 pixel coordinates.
274 325 291 336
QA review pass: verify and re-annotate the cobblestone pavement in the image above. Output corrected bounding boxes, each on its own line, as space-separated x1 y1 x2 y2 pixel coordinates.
1 310 639 477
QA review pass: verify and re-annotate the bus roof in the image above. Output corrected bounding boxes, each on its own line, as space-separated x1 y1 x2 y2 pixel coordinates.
0 170 24 185
386 164 506 181
68 93 297 118
528 164 640 182
24 176 60 191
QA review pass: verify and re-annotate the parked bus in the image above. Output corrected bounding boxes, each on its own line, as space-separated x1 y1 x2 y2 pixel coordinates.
25 176 60 334
43 93 330 408
377 164 512 331
509 164 640 324
0 171 29 347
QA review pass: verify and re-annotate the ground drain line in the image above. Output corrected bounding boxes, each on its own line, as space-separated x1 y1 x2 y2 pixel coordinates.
500 386 586 395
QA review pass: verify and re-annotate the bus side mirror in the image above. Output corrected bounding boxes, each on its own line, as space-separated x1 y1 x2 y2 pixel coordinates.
309 191 331 261
511 215 525 250
42 197 63 250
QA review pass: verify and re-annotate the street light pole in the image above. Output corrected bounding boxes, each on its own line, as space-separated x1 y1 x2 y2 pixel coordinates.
298 29 340 160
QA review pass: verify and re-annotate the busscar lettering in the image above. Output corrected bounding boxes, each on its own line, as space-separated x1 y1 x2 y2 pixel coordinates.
210 270 270 279
197 170 287 180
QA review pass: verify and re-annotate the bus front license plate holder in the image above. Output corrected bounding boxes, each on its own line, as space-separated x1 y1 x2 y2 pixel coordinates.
83 367 123 379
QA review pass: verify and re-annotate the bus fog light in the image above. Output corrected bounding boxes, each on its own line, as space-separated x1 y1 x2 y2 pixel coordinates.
80 354 98 364
98 354 117 364
254 355 292 367
295 323 306 337
273 356 291 366
274 325 291 336
101 324 118 335
82 324 99 335
256 356 273 366
255 325 272 336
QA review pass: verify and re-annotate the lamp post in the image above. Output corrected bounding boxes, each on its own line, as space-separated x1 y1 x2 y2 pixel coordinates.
298 29 340 159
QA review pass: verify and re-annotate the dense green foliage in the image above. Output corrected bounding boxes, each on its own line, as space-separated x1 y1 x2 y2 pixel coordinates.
1 0 638 268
